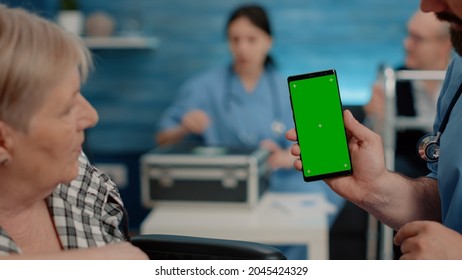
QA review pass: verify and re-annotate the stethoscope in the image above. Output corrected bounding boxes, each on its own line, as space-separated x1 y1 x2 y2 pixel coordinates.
417 82 462 162
226 65 286 145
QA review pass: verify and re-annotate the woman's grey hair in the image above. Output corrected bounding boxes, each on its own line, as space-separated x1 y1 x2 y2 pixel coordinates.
0 4 92 130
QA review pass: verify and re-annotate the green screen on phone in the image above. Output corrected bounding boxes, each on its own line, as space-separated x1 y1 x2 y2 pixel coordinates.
288 69 352 181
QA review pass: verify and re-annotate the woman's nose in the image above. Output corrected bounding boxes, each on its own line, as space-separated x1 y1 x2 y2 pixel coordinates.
78 96 99 131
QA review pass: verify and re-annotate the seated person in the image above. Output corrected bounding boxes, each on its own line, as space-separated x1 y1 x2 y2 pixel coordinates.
364 10 452 178
155 4 330 194
0 4 147 259
155 4 343 259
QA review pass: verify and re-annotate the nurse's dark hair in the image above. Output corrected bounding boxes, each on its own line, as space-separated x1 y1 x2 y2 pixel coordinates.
226 4 275 68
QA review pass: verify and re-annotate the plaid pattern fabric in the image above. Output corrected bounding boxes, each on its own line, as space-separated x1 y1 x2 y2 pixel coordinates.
0 153 126 255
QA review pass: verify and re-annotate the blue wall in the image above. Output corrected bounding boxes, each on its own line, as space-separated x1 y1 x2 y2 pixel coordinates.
5 0 418 229
6 0 418 153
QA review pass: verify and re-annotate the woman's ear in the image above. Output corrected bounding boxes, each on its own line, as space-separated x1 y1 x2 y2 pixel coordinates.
0 121 13 165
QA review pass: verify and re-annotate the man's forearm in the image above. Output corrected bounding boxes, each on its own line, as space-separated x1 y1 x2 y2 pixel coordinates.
366 174 440 230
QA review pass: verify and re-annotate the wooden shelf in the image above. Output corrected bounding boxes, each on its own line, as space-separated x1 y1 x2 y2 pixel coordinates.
82 36 160 50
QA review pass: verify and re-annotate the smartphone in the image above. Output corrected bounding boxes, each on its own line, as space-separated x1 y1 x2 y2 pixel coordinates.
287 69 352 182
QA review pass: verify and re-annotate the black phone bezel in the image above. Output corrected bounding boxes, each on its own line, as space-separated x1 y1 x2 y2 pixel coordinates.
287 69 352 182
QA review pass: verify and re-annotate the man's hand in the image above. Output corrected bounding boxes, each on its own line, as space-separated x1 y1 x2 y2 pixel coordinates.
395 221 462 260
286 109 389 204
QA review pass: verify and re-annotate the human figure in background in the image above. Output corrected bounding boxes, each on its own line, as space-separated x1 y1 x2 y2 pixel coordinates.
156 4 313 191
288 0 462 259
364 10 452 178
0 4 147 259
155 4 344 259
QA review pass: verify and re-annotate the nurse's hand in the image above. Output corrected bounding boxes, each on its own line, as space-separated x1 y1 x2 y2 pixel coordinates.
394 221 462 260
260 140 295 169
156 110 210 145
182 110 210 134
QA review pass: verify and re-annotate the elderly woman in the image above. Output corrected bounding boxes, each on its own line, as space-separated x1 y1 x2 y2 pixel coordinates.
0 5 147 259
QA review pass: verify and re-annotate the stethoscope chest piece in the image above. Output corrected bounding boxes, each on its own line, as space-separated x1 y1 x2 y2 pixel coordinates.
417 133 440 163
415 81 462 163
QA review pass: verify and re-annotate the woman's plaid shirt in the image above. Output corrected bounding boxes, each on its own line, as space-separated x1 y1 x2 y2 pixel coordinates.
0 153 126 255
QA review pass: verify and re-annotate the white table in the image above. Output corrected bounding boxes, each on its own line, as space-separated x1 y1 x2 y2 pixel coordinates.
140 192 336 259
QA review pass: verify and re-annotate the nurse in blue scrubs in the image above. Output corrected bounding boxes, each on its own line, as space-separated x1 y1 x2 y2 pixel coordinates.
156 4 343 259
156 4 344 196
156 4 304 189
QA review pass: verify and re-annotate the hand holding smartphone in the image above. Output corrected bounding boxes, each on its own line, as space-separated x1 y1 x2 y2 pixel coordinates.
287 69 352 182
